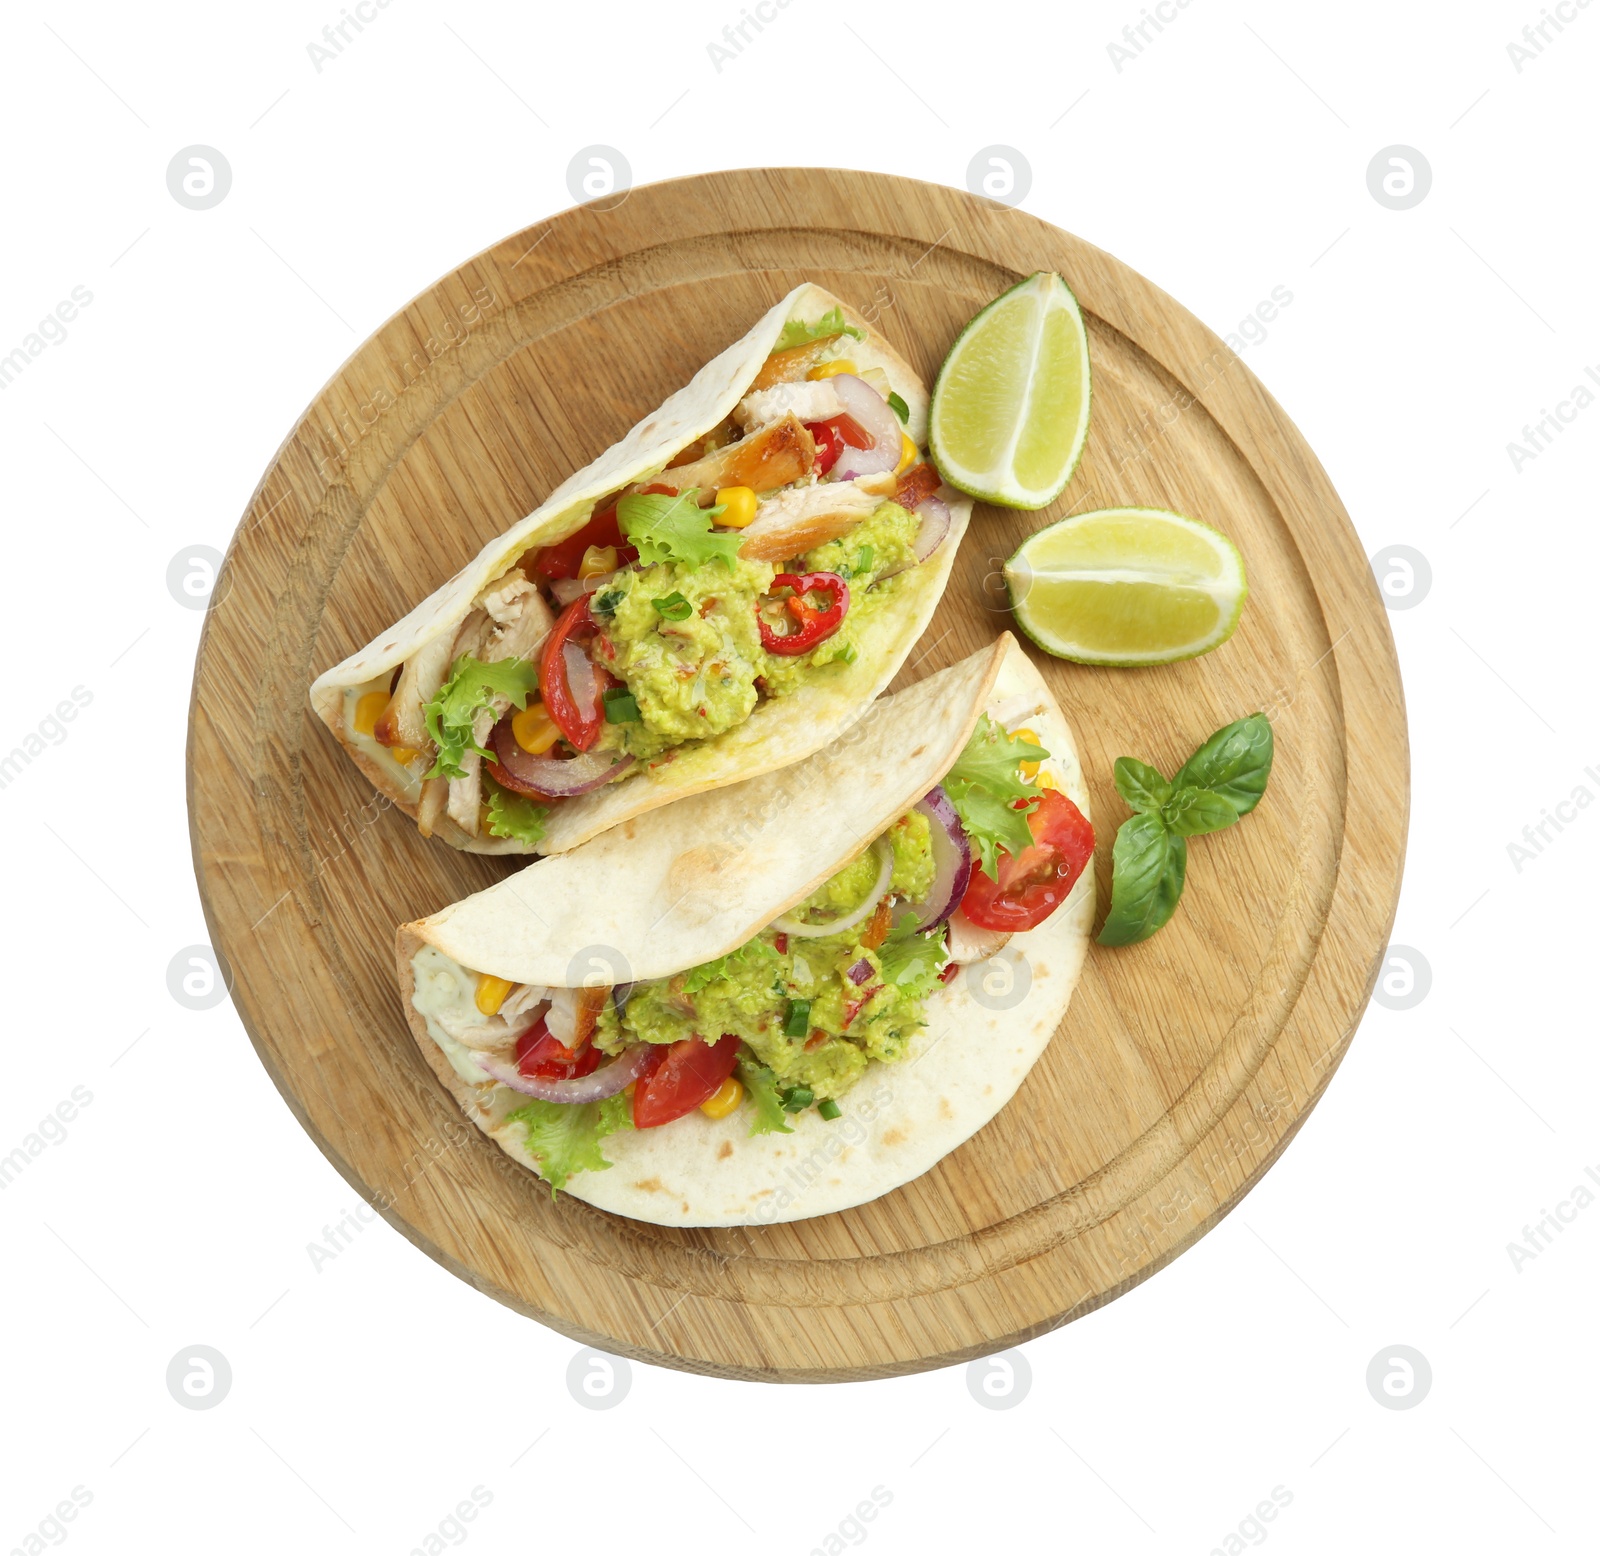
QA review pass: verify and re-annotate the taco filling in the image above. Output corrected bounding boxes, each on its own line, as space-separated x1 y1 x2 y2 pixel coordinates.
345 309 956 850
408 712 1093 1193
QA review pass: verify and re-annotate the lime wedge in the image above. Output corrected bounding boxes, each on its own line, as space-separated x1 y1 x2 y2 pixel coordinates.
929 271 1091 509
1005 508 1247 666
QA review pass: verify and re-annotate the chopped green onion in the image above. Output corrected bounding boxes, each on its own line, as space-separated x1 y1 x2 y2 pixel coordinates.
854 546 874 576
602 687 641 723
652 591 693 621
829 641 858 666
817 1098 842 1121
783 998 811 1038
887 391 909 423
592 587 624 619
780 1084 815 1113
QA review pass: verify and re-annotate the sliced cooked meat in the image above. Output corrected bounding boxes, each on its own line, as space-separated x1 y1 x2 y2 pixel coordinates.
635 414 814 500
734 380 843 432
737 479 879 563
417 776 449 837
749 336 847 391
945 907 1012 963
374 631 454 750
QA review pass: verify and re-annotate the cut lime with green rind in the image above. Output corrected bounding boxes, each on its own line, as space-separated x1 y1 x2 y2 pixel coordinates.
929 271 1092 510
1005 507 1247 666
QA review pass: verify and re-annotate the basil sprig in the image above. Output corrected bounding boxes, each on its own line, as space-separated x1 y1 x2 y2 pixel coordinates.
1098 714 1273 946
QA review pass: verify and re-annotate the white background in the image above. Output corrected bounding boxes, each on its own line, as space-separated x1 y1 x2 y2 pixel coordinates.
2 0 1596 1551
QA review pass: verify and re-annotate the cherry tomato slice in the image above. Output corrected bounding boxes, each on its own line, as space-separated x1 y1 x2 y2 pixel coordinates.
538 597 606 751
631 1035 742 1129
959 789 1095 933
515 1018 602 1079
532 507 639 580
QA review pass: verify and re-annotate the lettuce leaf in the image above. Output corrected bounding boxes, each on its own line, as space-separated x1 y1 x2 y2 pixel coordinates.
877 922 948 1000
617 489 741 573
505 1092 634 1196
774 306 864 352
483 779 548 846
735 1055 793 1137
681 937 779 994
423 656 540 780
943 715 1047 880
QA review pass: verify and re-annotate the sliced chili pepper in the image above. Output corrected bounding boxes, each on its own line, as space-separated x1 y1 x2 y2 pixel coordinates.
539 597 609 751
530 506 638 580
757 570 850 656
803 415 870 476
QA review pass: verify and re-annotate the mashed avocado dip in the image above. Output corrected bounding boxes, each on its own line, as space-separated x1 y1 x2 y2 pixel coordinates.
591 501 920 763
594 809 947 1105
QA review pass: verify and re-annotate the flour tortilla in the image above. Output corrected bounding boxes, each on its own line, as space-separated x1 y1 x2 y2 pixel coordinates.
312 284 971 855
397 635 1094 1227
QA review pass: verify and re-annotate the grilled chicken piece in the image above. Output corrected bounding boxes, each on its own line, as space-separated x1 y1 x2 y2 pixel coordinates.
636 415 814 501
749 335 849 391
545 985 610 1049
665 417 737 470
945 908 1012 964
374 633 454 750
417 776 449 837
737 480 880 563
734 380 843 432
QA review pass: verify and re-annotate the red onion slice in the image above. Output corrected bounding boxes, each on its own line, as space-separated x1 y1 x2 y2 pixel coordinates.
876 496 952 582
845 957 874 985
564 641 602 725
900 786 973 932
829 375 902 481
772 836 894 939
475 1040 654 1104
491 717 634 797
549 569 621 607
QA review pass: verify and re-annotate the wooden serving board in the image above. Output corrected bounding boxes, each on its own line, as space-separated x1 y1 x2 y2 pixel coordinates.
189 169 1406 1380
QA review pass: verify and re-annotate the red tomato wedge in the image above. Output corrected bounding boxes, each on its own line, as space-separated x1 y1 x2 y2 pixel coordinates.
959 790 1095 933
631 1035 742 1129
531 507 637 580
803 415 870 476
515 1018 602 1080
538 597 610 751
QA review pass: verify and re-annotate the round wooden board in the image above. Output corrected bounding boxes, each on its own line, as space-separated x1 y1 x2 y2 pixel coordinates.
189 168 1407 1381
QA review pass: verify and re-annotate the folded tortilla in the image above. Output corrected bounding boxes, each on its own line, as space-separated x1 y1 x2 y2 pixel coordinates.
396 635 1094 1227
312 284 971 855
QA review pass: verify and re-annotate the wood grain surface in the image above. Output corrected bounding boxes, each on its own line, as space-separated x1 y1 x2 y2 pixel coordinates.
188 168 1408 1381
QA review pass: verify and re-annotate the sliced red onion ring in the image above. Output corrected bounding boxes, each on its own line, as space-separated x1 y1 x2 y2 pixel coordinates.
549 569 621 607
876 496 952 582
845 957 874 985
899 786 973 932
829 375 901 481
474 1040 654 1104
564 641 601 725
772 836 894 939
491 717 634 797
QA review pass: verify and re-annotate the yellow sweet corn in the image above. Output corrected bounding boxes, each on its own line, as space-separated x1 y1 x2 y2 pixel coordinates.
579 544 619 580
512 701 560 755
353 690 389 737
475 973 514 1016
807 359 857 381
895 433 917 474
714 485 758 528
1036 770 1061 792
1014 727 1044 781
699 1076 744 1119
390 746 419 765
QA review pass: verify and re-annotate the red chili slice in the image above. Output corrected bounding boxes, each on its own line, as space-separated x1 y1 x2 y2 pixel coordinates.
803 415 870 476
757 571 849 656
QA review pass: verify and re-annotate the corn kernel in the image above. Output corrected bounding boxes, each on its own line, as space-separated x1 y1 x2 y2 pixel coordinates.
512 701 560 755
353 690 389 737
1013 727 1044 780
390 746 419 765
578 544 619 581
1036 770 1060 792
807 359 858 381
714 485 758 528
475 973 514 1016
895 432 917 474
699 1075 744 1119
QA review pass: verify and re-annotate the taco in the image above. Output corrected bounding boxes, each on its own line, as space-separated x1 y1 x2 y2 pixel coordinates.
396 635 1096 1227
312 284 970 855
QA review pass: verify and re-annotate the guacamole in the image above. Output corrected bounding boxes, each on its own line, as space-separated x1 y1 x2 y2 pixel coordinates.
593 811 949 1105
591 501 921 760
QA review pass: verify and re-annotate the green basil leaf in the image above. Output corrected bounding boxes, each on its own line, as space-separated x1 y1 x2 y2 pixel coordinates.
1162 787 1239 837
1096 813 1187 946
1172 714 1274 817
1113 756 1171 813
